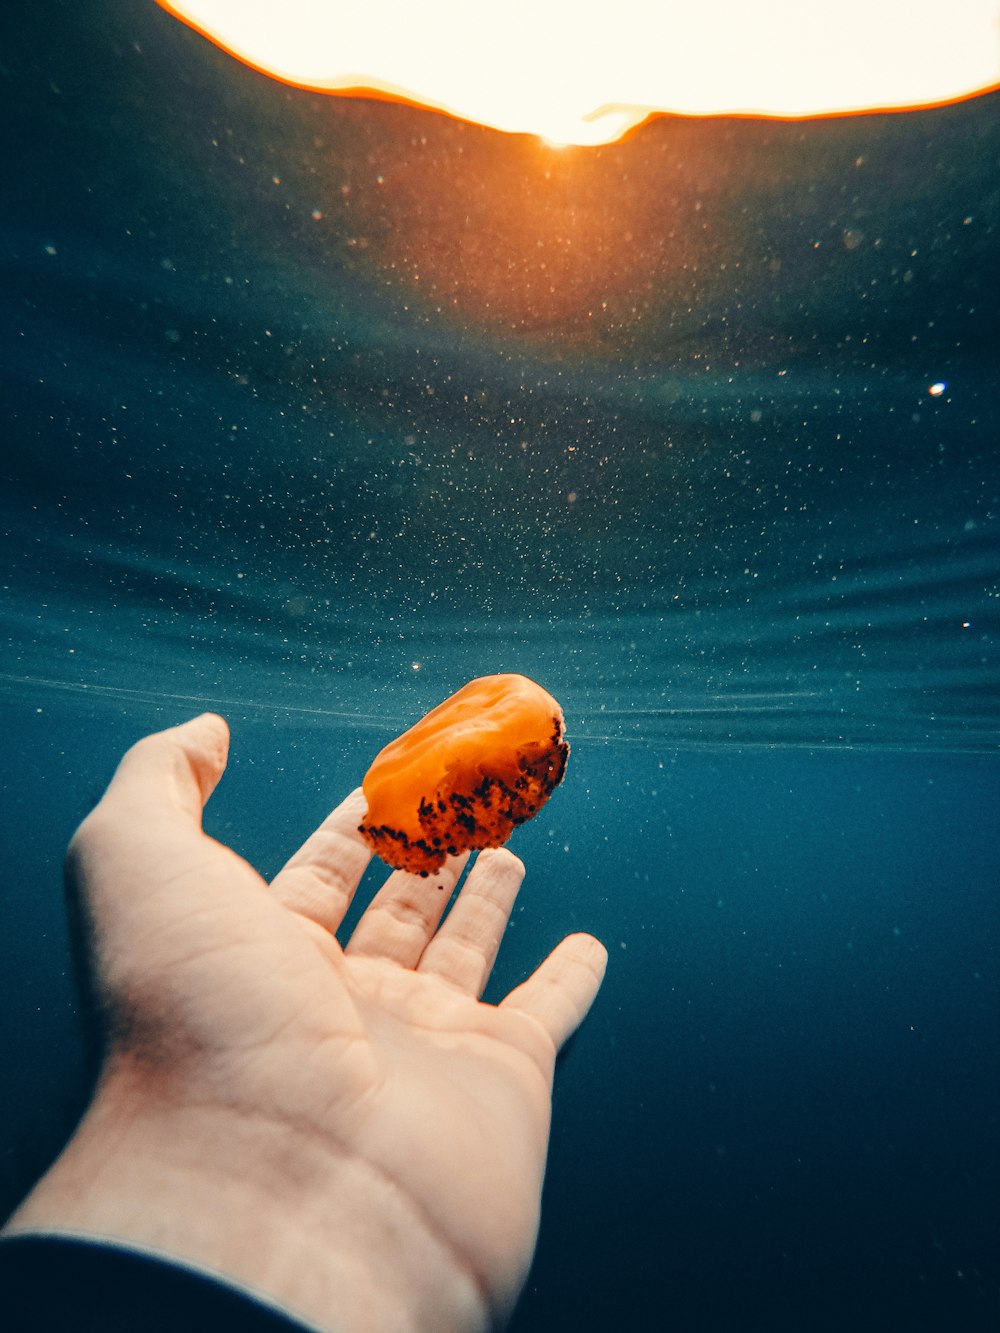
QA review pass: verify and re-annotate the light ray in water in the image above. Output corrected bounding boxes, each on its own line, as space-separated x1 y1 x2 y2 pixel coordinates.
0 674 399 725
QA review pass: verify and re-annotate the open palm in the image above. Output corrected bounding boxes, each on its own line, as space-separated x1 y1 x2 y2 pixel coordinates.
58 713 606 1327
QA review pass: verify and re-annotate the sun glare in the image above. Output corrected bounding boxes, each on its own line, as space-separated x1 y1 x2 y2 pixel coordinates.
159 0 1000 145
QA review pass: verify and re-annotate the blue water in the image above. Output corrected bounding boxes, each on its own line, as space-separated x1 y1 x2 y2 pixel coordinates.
2 2 998 1329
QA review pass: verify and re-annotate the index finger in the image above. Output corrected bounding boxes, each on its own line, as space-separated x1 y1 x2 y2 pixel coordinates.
269 788 373 934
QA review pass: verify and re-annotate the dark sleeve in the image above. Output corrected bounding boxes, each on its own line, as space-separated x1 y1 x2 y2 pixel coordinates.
0 1234 321 1332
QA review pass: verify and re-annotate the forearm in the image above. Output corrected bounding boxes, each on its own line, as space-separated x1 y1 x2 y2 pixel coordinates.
3 1065 492 1333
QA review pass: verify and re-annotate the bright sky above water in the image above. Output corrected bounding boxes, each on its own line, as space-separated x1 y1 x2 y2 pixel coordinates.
160 0 1000 144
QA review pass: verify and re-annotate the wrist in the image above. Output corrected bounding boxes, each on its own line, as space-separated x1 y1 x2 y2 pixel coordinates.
4 1061 492 1333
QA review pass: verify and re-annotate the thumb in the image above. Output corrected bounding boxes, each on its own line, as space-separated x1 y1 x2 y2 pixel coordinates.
66 712 234 929
64 714 235 1055
98 712 230 826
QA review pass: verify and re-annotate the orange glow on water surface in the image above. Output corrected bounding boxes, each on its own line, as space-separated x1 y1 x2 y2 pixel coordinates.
159 0 999 145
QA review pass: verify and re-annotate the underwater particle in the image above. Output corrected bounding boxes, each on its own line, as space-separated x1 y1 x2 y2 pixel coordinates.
929 381 946 396
359 673 569 875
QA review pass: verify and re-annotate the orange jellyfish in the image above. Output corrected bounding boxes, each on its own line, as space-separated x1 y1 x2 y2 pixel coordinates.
359 673 569 875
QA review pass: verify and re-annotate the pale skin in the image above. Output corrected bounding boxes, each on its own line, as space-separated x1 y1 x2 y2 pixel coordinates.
2 713 607 1331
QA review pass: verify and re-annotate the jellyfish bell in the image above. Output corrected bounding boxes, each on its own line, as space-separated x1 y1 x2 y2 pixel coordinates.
359 673 569 875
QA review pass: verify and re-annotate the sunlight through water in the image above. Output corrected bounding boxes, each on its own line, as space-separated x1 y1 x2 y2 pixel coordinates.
158 0 1000 145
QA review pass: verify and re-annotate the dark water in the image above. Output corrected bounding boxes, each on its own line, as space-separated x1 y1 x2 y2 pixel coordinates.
2 2 998 1329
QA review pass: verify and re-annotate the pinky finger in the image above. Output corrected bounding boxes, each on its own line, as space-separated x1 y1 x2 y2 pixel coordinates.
500 932 608 1052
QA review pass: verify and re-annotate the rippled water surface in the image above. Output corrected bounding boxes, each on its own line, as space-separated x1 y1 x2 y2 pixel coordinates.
2 3 998 1329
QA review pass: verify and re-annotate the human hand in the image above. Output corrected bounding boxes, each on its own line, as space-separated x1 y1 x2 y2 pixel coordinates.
4 714 607 1332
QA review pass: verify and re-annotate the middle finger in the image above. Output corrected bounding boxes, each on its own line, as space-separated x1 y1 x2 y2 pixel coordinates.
344 853 469 966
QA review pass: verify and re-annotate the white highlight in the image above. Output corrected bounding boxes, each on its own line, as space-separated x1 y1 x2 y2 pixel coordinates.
159 0 1000 145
